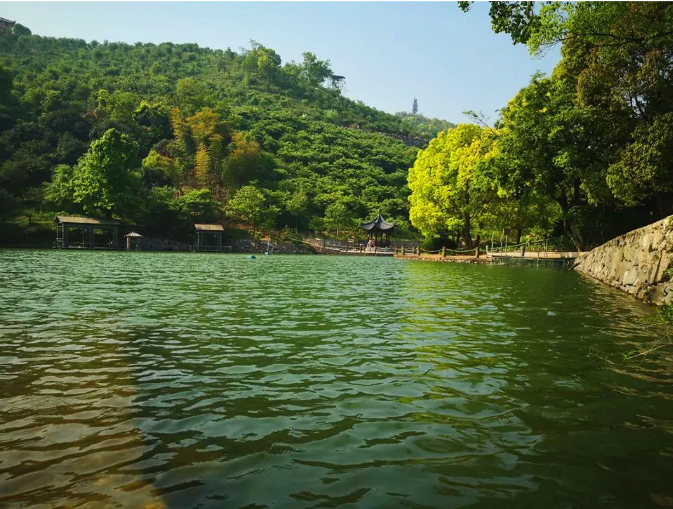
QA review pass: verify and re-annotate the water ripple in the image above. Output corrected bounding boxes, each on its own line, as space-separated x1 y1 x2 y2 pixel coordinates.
1 250 673 508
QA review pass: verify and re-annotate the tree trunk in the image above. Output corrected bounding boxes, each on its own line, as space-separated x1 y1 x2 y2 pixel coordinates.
555 193 586 252
463 215 472 249
562 218 588 252
455 230 460 246
655 191 673 219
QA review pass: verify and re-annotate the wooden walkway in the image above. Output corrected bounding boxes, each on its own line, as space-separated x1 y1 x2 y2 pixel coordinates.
489 251 583 261
303 239 396 256
394 251 584 264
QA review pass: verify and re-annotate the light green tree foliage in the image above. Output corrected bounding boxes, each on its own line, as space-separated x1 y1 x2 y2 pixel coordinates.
175 78 209 116
46 164 75 210
324 201 353 237
71 128 140 217
228 185 278 238
177 188 216 222
408 125 497 248
96 90 141 123
142 150 180 186
284 189 308 231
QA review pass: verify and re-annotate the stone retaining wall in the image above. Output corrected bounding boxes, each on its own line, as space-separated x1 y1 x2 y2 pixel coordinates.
574 216 673 304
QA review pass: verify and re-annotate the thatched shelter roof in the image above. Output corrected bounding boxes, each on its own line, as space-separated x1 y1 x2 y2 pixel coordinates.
195 224 224 232
125 232 143 237
55 215 120 226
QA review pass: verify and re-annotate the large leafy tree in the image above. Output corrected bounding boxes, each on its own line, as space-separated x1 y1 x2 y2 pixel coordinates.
324 200 353 237
408 125 498 248
462 1 673 245
71 128 140 217
228 185 277 238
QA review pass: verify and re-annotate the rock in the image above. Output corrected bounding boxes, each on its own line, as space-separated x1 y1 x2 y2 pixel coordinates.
622 270 638 286
574 214 673 305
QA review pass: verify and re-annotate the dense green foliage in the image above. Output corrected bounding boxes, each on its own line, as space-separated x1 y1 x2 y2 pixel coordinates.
409 125 498 248
410 2 673 250
0 28 455 242
395 111 456 141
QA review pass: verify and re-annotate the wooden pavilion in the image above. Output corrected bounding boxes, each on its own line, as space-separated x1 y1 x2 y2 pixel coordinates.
125 232 143 250
55 215 120 249
360 212 395 247
194 224 225 251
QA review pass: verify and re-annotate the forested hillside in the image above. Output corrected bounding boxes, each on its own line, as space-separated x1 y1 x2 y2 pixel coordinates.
0 25 452 242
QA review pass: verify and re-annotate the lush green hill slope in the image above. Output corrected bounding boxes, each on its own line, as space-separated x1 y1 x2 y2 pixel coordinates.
0 27 454 242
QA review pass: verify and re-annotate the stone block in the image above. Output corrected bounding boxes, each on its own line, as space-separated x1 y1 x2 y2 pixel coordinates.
622 270 638 286
641 234 650 251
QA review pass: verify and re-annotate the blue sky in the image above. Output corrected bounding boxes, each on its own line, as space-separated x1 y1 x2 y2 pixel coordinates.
2 2 560 123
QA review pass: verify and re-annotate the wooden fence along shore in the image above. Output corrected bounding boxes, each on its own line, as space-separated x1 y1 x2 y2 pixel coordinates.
393 238 584 264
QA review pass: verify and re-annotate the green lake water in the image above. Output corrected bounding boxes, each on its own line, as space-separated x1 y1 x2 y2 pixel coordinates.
1 250 673 508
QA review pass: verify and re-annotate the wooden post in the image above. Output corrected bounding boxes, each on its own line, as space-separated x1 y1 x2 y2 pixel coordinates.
545 239 548 259
401 246 405 256
521 244 526 257
126 236 130 250
475 245 480 258
442 246 446 257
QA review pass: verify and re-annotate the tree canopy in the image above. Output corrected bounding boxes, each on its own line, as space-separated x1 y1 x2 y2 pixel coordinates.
438 1 673 250
0 28 456 243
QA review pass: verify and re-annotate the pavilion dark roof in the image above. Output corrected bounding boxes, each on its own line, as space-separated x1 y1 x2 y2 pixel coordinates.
360 213 395 232
195 224 224 232
55 215 120 226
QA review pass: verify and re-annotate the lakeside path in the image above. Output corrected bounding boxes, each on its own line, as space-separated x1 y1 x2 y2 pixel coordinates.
395 251 583 264
394 253 489 263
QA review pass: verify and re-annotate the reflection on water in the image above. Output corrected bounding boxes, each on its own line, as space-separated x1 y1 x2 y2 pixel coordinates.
1 251 673 508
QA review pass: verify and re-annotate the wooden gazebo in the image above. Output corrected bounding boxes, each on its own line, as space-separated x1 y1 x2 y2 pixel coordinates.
125 232 143 250
55 215 120 249
194 224 225 251
360 212 395 247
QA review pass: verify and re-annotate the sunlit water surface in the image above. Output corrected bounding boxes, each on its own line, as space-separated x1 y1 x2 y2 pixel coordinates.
1 251 673 508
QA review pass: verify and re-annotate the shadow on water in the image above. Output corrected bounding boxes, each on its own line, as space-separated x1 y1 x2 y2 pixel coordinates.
1 251 673 508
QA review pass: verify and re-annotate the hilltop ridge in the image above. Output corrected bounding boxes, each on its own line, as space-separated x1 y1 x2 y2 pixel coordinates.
0 26 454 241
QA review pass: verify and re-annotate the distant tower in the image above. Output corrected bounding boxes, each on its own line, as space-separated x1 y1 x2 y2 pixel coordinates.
412 98 418 116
